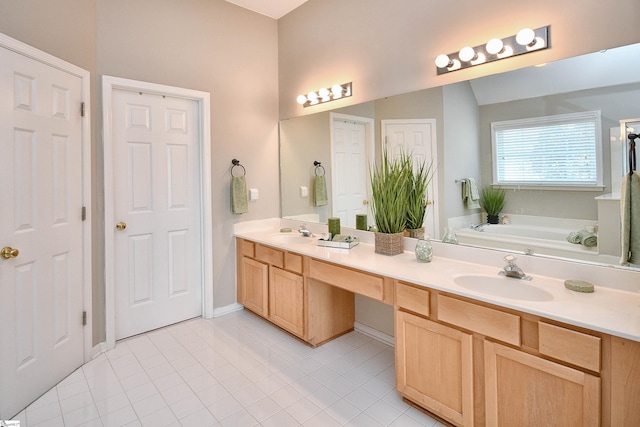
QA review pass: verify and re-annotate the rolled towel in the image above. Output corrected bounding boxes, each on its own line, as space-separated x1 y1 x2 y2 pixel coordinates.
581 231 598 248
314 175 328 207
231 175 248 214
566 230 597 247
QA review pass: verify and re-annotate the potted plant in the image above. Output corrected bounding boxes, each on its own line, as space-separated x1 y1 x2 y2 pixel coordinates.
481 186 506 224
405 154 435 239
370 150 410 255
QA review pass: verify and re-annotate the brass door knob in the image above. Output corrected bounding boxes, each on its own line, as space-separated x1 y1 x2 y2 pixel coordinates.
116 222 127 231
1 247 19 260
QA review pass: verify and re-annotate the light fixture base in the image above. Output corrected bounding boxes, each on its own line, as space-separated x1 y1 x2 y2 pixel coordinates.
436 26 550 75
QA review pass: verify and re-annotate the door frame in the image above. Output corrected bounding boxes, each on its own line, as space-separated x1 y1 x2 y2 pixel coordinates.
0 32 93 361
329 113 375 223
102 76 212 349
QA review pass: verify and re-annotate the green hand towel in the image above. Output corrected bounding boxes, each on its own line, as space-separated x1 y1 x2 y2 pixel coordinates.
462 178 480 209
231 175 248 214
314 175 328 207
567 231 582 244
621 171 640 265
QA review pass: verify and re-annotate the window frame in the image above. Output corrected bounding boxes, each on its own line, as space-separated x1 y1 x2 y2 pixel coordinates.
491 110 604 190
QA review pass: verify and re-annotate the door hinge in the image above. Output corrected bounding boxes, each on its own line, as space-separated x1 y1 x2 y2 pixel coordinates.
82 311 87 326
81 206 87 221
81 102 86 117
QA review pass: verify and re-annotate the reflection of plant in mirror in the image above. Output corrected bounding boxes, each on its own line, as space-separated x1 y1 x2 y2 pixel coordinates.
370 150 410 234
481 186 506 223
406 154 435 231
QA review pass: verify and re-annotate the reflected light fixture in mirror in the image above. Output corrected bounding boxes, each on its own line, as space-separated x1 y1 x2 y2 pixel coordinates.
436 26 549 74
297 82 352 108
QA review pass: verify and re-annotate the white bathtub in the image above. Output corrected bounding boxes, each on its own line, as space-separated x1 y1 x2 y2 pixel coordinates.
454 222 618 264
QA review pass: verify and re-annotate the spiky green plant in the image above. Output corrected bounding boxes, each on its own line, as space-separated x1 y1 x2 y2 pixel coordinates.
405 154 435 230
370 150 410 234
480 186 506 216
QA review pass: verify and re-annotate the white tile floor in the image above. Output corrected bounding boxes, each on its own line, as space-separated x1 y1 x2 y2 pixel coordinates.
12 310 445 427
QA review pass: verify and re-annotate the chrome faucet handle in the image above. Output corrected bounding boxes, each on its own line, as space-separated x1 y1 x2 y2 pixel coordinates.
500 254 531 280
504 254 517 266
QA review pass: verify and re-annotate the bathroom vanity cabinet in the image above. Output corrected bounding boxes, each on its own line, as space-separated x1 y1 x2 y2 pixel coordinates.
235 236 640 426
236 238 355 345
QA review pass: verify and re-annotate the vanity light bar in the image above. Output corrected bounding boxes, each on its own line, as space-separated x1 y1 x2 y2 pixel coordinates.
296 82 352 108
435 26 550 75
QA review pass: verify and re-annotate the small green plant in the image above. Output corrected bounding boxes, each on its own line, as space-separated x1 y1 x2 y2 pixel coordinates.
370 150 410 234
481 186 506 217
405 154 435 231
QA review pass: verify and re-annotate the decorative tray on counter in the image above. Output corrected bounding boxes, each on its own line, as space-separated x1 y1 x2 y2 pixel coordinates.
317 237 359 249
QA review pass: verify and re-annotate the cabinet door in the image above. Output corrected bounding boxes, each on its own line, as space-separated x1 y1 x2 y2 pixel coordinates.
484 341 600 427
241 257 268 317
269 267 304 337
395 311 474 427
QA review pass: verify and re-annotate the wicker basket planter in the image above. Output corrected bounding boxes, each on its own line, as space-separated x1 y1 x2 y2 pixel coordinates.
374 232 404 256
405 227 425 239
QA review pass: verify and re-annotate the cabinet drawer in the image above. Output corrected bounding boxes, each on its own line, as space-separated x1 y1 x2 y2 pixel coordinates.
255 244 284 268
309 259 383 300
284 252 303 274
539 322 601 371
438 295 520 346
239 238 255 257
396 282 430 317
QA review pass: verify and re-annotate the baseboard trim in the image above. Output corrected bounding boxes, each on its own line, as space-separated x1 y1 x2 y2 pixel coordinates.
213 303 244 318
354 321 395 347
91 342 106 359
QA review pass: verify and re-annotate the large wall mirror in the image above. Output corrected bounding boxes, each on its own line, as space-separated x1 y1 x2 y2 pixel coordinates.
279 42 640 271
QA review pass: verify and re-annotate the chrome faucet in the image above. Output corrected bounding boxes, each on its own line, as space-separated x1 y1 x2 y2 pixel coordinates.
298 224 313 237
499 254 532 280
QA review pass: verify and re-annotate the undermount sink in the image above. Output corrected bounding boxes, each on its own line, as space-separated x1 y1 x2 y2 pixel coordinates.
266 233 315 245
454 274 553 302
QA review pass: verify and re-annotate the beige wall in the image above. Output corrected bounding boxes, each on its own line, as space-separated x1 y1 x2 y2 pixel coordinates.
279 0 640 119
1 0 279 344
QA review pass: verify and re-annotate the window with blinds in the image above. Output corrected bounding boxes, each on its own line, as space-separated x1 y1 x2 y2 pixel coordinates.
491 111 603 188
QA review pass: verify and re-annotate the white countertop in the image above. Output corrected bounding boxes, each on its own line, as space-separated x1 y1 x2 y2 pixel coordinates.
235 219 640 342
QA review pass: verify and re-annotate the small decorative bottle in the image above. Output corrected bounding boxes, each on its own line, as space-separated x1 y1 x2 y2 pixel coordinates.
442 227 458 244
415 236 433 263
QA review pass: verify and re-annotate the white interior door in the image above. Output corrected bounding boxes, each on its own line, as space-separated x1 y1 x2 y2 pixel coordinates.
0 42 86 419
382 119 439 238
331 114 374 228
111 89 202 340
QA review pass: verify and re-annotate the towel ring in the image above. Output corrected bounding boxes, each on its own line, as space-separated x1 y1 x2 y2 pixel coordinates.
314 161 325 176
231 159 246 177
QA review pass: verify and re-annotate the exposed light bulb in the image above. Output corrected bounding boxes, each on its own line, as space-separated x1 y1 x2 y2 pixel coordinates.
318 87 330 98
516 28 536 46
331 84 344 98
435 54 453 68
459 46 477 62
296 94 307 105
486 38 504 55
307 91 318 101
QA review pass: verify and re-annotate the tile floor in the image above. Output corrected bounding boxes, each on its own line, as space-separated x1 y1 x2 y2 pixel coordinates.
12 310 445 427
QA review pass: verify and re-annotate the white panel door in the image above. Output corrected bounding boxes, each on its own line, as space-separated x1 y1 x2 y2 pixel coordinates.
112 89 202 340
332 117 371 227
383 119 439 238
0 46 84 419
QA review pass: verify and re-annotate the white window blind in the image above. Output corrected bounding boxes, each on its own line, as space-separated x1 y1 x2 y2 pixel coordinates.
491 111 603 188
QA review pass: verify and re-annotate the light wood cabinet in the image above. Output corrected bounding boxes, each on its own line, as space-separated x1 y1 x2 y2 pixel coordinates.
269 267 304 337
484 341 600 427
396 310 474 427
240 257 268 317
236 238 354 346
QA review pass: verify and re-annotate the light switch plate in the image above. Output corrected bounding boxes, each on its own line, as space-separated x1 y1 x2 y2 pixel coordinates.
300 186 308 198
249 188 259 201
